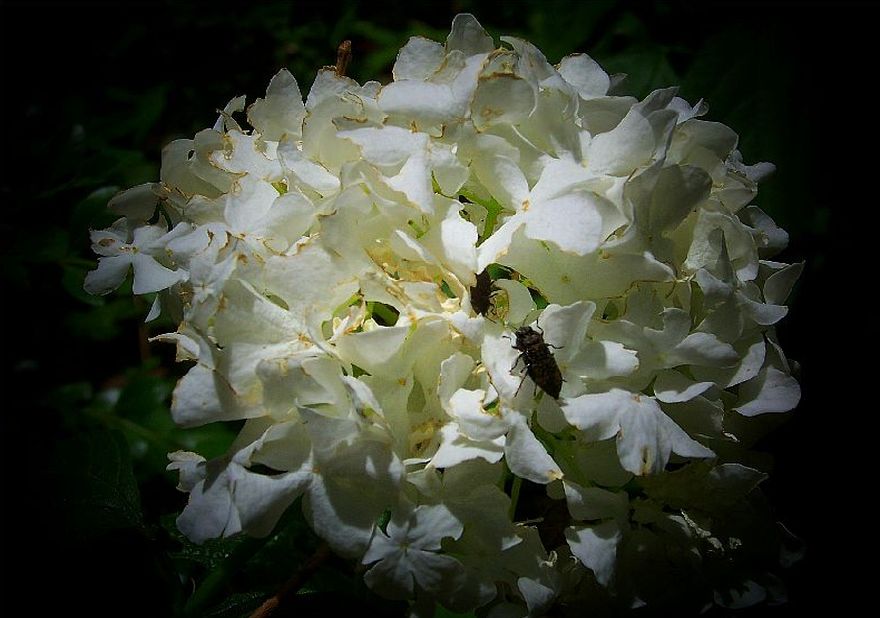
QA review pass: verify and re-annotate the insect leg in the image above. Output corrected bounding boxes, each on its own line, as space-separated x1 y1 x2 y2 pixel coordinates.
514 371 528 397
511 352 524 372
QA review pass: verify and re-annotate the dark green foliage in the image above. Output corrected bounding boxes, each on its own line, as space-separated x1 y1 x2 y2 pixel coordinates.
49 427 145 537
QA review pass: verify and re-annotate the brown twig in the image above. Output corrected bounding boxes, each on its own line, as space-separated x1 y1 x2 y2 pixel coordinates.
248 544 333 618
335 40 352 77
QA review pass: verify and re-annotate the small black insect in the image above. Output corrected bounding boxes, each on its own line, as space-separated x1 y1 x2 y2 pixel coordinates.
511 324 563 399
470 269 493 316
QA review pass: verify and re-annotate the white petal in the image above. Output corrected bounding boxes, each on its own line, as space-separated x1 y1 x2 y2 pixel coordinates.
763 261 803 306
108 183 160 221
363 548 414 599
517 578 557 617
628 403 714 474
387 149 434 211
529 158 593 204
472 73 536 131
653 370 714 403
494 279 536 325
449 389 507 441
338 125 428 168
741 205 788 254
409 503 465 549
247 68 305 141
691 334 766 388
334 325 410 377
560 391 624 440
565 521 622 586
557 53 610 99
595 391 714 475
666 331 738 367
212 279 305 345
539 301 595 360
563 480 628 520
410 552 466 597
171 363 250 427
504 414 563 484
176 465 238 543
428 141 469 196
277 136 340 196
431 423 505 468
588 105 676 176
481 330 524 401
629 164 711 234
260 190 317 245
378 81 458 131
570 340 639 381
167 451 205 491
393 36 445 80
90 219 130 256
130 253 184 294
615 395 670 475
223 175 278 232
741 297 788 326
425 198 479 281
521 192 604 256
470 140 530 211
485 225 674 304
362 525 399 565
447 13 495 56
264 241 361 318
227 464 309 537
210 130 281 180
305 475 380 558
439 352 476 403
145 295 162 322
84 254 133 295
733 367 800 416
578 95 638 135
573 440 633 487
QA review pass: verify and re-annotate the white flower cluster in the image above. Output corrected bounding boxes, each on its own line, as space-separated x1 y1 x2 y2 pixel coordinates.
85 14 802 615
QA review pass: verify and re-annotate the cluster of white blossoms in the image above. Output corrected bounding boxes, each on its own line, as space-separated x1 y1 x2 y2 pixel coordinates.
85 14 802 616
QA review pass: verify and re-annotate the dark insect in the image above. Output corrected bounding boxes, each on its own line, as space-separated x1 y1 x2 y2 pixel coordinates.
470 269 493 316
511 325 563 399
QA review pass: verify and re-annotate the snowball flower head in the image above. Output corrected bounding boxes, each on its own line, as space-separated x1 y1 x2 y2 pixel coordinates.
86 14 802 615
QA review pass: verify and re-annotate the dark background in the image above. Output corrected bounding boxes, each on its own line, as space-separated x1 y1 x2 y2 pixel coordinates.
0 1 864 616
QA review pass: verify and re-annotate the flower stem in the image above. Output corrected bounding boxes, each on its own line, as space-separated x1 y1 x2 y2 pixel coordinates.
335 40 352 77
183 536 266 617
508 475 523 520
478 198 503 245
249 544 332 618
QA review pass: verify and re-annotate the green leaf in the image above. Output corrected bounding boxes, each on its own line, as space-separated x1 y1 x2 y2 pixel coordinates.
598 47 679 99
435 607 478 618
46 381 96 415
62 263 104 306
116 370 175 422
180 423 239 460
103 368 236 478
522 0 615 62
50 427 145 537
202 592 267 618
71 185 120 231
243 505 316 584
104 86 168 143
65 295 142 341
28 227 70 263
